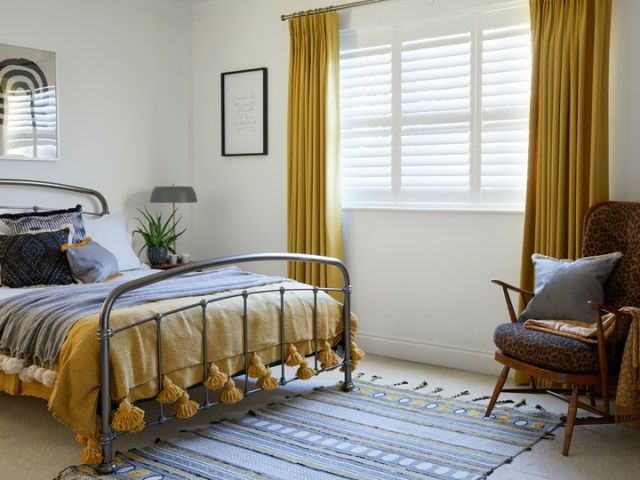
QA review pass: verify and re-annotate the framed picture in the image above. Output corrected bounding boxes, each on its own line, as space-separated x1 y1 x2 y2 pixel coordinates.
0 42 58 161
221 67 267 156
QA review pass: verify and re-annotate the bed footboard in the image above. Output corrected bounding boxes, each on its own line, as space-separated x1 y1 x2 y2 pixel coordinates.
96 253 353 474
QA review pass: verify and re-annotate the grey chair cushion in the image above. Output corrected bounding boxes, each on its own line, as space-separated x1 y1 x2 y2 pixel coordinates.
494 323 600 374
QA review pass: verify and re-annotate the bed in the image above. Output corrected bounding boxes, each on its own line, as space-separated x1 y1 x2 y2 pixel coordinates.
0 179 358 474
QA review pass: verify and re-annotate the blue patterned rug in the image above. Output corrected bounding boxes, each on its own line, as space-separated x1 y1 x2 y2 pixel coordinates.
58 382 560 480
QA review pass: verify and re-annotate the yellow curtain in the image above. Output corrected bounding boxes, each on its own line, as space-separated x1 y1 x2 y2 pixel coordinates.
516 0 612 384
287 12 344 292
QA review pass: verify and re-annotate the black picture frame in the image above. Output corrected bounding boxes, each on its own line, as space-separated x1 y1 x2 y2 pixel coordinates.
221 67 268 156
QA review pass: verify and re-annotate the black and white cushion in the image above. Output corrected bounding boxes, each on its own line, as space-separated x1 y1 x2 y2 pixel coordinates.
0 205 86 243
0 226 74 288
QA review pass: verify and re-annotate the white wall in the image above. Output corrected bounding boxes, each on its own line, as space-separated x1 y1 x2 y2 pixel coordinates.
0 0 194 251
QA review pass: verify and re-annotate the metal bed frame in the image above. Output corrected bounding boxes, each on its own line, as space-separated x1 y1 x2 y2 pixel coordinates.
0 179 354 475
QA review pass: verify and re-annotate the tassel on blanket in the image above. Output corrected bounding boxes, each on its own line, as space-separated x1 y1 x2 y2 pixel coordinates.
172 391 199 419
111 398 145 433
340 361 359 372
204 363 228 390
351 341 366 362
257 368 278 390
296 360 315 380
248 353 268 378
285 344 304 367
33 367 47 385
2 357 25 375
18 365 39 383
317 341 340 369
79 432 103 465
156 375 184 404
220 379 244 404
41 369 57 388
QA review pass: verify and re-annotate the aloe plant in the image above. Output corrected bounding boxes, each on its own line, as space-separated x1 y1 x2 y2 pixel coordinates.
133 207 185 254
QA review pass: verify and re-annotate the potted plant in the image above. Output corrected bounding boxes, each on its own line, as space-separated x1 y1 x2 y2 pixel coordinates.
133 207 185 266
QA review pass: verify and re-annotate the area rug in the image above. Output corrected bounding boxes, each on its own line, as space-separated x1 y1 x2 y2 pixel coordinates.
58 381 560 480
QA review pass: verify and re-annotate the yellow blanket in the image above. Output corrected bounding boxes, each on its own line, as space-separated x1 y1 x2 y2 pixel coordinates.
0 281 355 435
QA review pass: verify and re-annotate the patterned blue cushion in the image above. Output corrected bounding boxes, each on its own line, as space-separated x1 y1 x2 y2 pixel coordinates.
0 227 74 287
0 205 85 243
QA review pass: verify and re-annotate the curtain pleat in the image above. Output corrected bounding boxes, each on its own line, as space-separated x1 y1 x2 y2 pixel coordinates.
287 12 344 293
516 0 611 384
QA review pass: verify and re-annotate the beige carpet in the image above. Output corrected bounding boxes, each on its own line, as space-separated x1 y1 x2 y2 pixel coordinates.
1 354 639 479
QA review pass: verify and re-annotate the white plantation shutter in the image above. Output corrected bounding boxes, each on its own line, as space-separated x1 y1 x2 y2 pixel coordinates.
401 34 471 203
340 43 393 203
481 25 531 204
340 3 531 209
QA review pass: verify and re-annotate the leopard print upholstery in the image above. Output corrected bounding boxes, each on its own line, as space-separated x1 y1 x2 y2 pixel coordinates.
494 202 640 371
582 202 640 309
494 323 599 373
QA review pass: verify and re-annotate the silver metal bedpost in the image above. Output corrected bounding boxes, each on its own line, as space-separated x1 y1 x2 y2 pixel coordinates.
97 322 115 474
342 282 354 392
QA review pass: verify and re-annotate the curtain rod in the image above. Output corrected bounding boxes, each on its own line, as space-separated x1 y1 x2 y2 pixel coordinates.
281 0 392 21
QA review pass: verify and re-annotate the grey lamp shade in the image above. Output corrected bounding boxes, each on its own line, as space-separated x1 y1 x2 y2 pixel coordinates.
150 186 198 204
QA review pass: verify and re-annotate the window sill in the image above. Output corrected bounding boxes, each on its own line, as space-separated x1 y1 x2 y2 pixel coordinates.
342 204 525 214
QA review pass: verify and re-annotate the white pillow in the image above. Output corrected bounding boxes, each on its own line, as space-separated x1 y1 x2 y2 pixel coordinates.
83 213 148 271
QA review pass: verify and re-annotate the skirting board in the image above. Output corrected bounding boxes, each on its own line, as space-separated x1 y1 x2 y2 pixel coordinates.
356 333 500 376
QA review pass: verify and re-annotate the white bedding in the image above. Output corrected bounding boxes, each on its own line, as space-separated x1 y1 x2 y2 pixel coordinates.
0 268 159 302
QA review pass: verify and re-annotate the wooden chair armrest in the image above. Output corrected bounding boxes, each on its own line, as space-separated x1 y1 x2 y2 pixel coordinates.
491 279 534 297
588 301 624 318
491 279 535 323
588 301 628 397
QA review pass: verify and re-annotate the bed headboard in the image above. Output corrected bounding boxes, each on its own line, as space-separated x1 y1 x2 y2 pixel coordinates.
0 178 109 216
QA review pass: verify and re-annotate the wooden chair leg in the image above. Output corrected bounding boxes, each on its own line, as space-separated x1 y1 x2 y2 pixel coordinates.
529 375 537 391
485 366 510 417
588 386 596 407
562 385 580 456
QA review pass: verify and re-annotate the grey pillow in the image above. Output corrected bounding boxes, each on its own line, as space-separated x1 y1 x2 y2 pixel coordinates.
519 252 623 323
64 237 119 283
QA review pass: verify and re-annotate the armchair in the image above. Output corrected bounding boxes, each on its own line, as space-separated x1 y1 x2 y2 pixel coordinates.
485 201 640 455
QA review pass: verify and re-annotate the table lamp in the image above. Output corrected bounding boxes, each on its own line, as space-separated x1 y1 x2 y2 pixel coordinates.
150 184 197 252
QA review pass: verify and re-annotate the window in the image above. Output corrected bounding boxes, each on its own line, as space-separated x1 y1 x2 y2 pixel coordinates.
340 4 531 209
